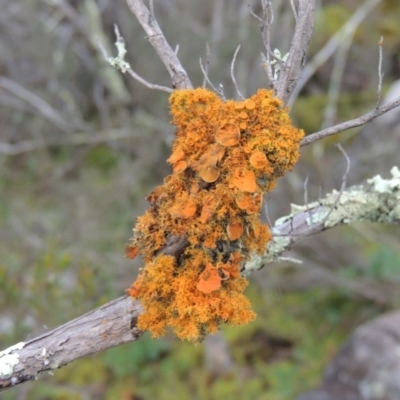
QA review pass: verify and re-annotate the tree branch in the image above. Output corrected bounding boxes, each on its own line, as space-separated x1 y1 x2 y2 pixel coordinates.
2 167 399 391
124 0 192 90
300 96 400 147
0 298 143 391
274 0 315 105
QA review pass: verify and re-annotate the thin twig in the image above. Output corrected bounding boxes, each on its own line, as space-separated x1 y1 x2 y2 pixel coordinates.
0 129 135 155
290 0 298 21
217 84 227 101
321 144 351 224
321 28 355 130
0 77 87 133
376 36 384 108
303 176 314 225
199 57 219 93
126 69 173 93
203 43 211 89
262 197 273 228
231 45 245 99
125 0 192 89
288 0 380 107
98 26 173 93
300 96 400 147
274 0 315 104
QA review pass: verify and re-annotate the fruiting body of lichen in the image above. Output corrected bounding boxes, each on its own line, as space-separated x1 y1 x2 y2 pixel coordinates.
126 88 304 341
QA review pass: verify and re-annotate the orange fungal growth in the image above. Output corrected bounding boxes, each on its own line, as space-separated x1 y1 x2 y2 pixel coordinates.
126 87 304 342
215 123 241 146
200 194 218 223
126 279 141 297
199 166 219 183
173 160 187 174
250 150 268 169
244 99 256 110
227 222 244 240
191 144 225 172
167 145 185 164
196 263 222 293
125 244 139 260
232 169 257 192
169 197 197 219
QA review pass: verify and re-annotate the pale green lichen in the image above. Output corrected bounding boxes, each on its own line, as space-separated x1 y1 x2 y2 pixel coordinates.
243 235 291 275
0 342 25 378
243 167 400 275
367 166 400 194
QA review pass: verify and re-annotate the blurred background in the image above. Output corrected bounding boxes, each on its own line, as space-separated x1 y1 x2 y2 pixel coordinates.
1 0 400 399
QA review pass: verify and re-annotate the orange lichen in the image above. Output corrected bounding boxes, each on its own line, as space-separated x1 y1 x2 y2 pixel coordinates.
231 169 257 192
167 145 185 164
200 194 218 223
126 87 304 342
199 166 220 183
191 144 225 172
227 222 244 240
244 99 256 110
250 150 268 169
196 263 222 293
169 197 197 219
173 160 187 174
215 123 241 146
126 279 141 297
125 244 139 260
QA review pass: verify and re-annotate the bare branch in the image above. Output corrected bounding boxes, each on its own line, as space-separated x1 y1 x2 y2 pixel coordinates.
202 43 211 89
0 297 143 392
199 57 219 93
320 28 354 130
300 96 400 147
290 0 298 20
376 36 384 108
230 45 245 99
125 0 192 89
249 1 281 88
274 0 315 105
320 144 351 225
0 77 88 133
288 0 381 107
99 25 173 93
0 128 135 155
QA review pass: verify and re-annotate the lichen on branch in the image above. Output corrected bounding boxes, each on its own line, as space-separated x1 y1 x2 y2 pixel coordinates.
126 88 304 341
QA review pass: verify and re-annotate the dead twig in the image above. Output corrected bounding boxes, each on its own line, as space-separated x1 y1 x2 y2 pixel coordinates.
99 25 173 93
231 45 245 99
202 43 211 89
125 0 192 89
300 96 400 147
376 36 384 108
274 0 315 105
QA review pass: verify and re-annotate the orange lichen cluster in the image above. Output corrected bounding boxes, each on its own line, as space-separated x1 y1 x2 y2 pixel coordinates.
126 88 304 341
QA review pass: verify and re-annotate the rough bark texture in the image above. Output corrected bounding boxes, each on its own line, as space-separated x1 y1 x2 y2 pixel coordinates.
275 0 315 105
0 297 143 391
125 0 192 90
